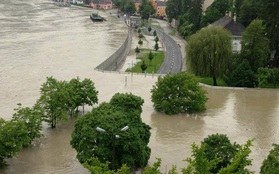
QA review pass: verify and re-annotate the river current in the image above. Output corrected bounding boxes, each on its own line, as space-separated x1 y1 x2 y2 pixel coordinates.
0 0 279 173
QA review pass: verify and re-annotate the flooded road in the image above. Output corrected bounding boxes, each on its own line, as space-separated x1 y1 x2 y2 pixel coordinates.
1 0 279 173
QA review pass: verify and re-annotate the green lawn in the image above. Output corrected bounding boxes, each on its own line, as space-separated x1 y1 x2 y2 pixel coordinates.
169 29 177 36
195 76 228 86
126 49 164 73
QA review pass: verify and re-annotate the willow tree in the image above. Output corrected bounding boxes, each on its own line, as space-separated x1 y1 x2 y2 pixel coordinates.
187 26 232 86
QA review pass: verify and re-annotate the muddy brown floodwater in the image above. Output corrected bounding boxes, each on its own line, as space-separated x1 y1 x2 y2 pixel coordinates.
1 0 279 173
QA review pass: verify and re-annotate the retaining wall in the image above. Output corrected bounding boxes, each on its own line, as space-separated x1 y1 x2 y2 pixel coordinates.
95 28 132 71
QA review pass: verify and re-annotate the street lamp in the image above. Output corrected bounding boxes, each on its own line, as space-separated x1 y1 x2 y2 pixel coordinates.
96 125 129 170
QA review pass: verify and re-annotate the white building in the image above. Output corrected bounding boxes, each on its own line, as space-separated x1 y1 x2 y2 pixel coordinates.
210 15 246 52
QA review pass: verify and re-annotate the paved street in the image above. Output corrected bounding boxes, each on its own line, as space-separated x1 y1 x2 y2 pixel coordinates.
149 19 187 74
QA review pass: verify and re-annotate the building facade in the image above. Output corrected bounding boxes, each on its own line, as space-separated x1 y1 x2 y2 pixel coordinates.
90 0 115 10
210 15 246 52
156 1 166 17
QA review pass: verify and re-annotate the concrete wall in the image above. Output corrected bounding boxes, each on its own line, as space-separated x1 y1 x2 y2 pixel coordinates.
95 28 131 71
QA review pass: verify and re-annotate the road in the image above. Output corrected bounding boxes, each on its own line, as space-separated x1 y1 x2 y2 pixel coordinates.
146 23 183 74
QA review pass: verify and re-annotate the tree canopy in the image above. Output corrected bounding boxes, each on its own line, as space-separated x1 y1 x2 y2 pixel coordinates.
187 26 232 86
138 0 155 21
11 103 43 147
183 135 254 174
259 0 279 67
261 144 279 174
0 118 29 168
151 72 208 115
241 19 270 72
71 93 151 170
200 0 229 27
37 77 98 128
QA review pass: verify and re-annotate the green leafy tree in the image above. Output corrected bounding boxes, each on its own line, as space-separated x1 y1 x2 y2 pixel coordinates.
218 139 254 174
79 78 98 114
151 72 208 115
166 0 181 22
67 77 83 117
154 36 159 43
259 0 279 67
148 26 152 33
138 28 141 34
154 42 159 51
135 46 140 56
37 77 69 128
182 136 254 174
226 59 257 87
144 158 163 174
138 39 143 47
241 19 270 72
118 0 127 11
270 68 279 87
71 93 151 170
11 103 43 146
148 51 154 64
257 68 279 88
178 0 202 33
83 157 131 174
139 33 144 39
65 77 98 116
178 20 194 38
138 0 155 21
200 0 229 27
153 30 157 37
238 0 261 27
202 134 239 173
140 61 148 72
187 26 232 86
260 144 279 174
0 119 29 168
124 0 136 15
182 143 219 174
112 0 121 9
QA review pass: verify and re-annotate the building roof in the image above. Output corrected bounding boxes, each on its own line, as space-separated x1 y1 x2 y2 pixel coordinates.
211 15 246 36
156 1 166 6
135 0 141 3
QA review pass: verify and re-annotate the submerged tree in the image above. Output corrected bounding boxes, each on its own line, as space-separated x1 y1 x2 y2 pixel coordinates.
187 26 232 86
0 119 29 168
71 93 151 170
37 77 69 128
151 72 207 115
11 103 43 146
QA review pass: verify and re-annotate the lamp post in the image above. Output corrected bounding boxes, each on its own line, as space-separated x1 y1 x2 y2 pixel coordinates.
96 125 129 170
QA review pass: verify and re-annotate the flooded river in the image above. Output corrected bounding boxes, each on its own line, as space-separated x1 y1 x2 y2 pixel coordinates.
0 0 279 173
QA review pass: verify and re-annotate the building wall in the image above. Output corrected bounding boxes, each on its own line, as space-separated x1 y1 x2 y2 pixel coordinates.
135 3 141 11
156 6 166 17
202 0 214 11
232 37 242 52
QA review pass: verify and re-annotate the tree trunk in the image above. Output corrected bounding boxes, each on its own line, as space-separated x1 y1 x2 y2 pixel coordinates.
51 115 56 128
213 75 217 86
